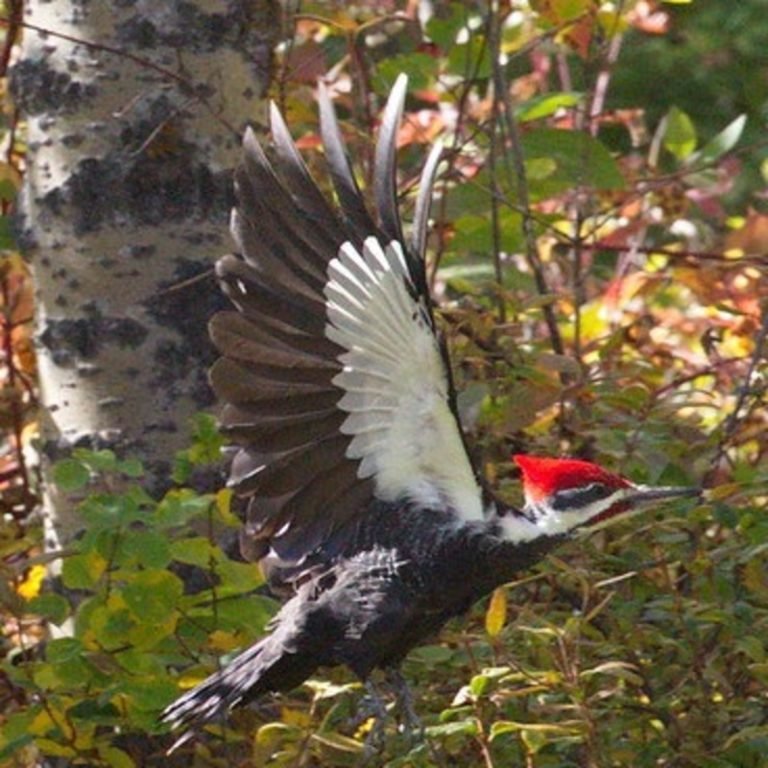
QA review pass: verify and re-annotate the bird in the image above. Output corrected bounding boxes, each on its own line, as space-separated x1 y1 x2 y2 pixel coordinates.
160 75 698 740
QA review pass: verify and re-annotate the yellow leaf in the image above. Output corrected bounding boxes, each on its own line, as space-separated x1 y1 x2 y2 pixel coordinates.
0 162 21 187
256 722 300 745
743 560 768 599
215 488 239 526
17 564 46 599
310 731 365 754
30 708 55 736
486 587 507 638
172 666 214 690
706 483 742 501
98 746 136 768
281 706 313 729
35 739 77 758
208 629 242 651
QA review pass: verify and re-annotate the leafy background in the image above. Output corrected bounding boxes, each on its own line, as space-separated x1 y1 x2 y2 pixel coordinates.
1 1 767 766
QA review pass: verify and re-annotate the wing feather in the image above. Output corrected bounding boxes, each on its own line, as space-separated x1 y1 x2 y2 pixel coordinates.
325 238 482 516
211 74 483 586
318 82 375 244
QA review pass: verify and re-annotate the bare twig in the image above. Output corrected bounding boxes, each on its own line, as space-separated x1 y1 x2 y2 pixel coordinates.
488 6 565 358
707 301 768 480
486 4 506 324
1 267 35 523
0 0 21 76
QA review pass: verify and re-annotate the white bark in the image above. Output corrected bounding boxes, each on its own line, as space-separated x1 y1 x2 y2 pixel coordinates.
14 0 278 538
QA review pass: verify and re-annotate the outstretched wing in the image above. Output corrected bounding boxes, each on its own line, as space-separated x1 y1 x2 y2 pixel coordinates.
212 75 483 575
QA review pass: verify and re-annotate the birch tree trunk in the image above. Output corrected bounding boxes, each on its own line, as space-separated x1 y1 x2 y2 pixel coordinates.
12 1 278 541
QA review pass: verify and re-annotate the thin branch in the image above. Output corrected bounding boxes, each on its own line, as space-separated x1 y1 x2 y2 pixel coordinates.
489 7 565 358
0 272 35 522
707 300 768 480
486 4 506 324
588 32 624 136
583 241 767 267
0 0 21 77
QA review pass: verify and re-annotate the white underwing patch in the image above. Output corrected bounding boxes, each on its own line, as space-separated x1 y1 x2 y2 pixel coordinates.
324 237 483 522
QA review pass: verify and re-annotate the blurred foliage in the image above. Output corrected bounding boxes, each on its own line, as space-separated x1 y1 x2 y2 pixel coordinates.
2 0 768 767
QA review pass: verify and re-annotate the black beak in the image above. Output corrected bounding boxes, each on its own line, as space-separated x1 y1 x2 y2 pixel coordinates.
624 484 701 506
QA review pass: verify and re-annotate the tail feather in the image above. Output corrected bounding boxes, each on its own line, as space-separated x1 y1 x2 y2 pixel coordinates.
161 632 318 733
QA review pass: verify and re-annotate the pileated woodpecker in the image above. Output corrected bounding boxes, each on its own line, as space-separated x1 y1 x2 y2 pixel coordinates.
161 76 697 736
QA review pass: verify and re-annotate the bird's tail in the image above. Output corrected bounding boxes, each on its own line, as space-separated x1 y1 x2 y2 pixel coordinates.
161 629 318 733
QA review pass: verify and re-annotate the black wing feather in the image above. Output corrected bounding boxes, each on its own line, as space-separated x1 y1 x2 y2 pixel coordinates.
317 82 377 244
373 75 407 245
211 75 481 589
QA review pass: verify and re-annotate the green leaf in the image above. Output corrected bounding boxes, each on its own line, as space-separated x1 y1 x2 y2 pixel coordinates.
520 129 625 197
46 637 83 662
97 746 136 768
448 35 492 80
377 53 438 93
26 593 70 625
216 558 266 593
37 639 93 687
171 454 192 484
186 412 225 464
121 530 171 568
79 492 144 531
211 595 274 634
117 457 144 478
662 106 697 160
120 677 179 711
425 720 479 738
155 490 214 528
426 3 468 49
170 536 217 567
469 673 490 697
516 91 583 123
445 174 494 217
61 551 107 589
690 114 747 166
490 720 581 740
52 458 90 491
407 645 455 667
0 734 34 762
0 178 17 202
68 699 120 723
735 636 765 663
451 210 523 255
87 601 136 648
122 570 183 623
73 448 117 472
0 216 15 249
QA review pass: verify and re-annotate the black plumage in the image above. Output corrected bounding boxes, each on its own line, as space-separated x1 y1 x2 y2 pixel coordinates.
163 505 557 731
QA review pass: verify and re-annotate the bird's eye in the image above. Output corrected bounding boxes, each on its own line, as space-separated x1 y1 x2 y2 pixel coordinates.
550 482 613 511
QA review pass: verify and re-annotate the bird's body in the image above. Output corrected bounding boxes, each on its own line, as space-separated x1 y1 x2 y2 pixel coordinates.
164 500 561 726
161 76 697 735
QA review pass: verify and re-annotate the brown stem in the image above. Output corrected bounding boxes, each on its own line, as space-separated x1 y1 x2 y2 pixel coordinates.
490 10 565 359
707 300 768 481
486 5 506 324
0 275 34 522
0 0 22 76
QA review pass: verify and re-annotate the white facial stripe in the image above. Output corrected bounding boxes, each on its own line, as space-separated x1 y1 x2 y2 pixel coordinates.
498 488 631 543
